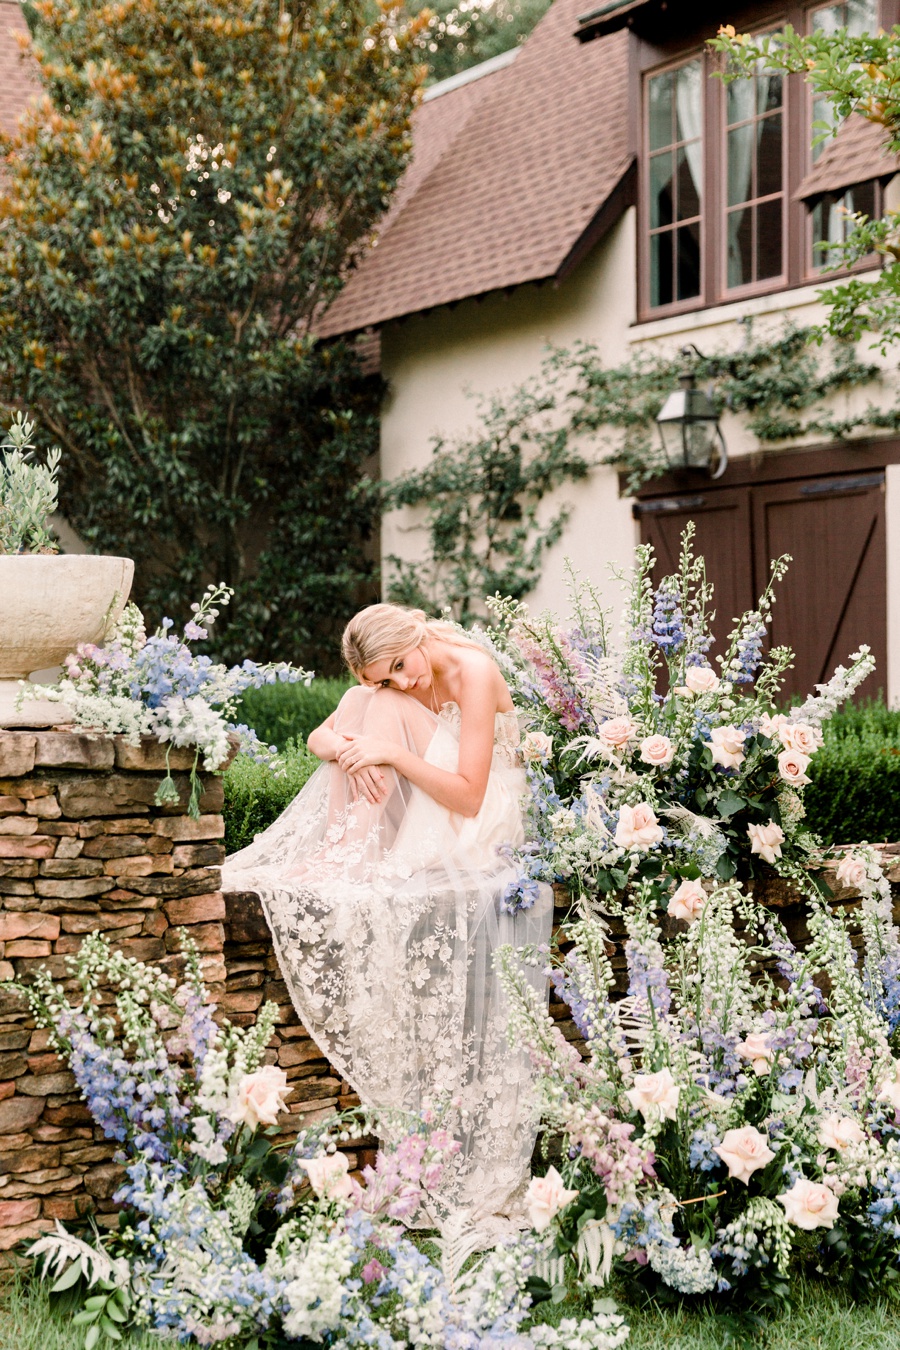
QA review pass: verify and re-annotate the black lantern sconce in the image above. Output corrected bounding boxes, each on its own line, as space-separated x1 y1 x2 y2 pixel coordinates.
655 344 728 479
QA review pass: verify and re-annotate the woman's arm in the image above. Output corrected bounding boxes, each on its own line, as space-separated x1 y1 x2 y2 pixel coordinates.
336 694 496 818
306 711 345 762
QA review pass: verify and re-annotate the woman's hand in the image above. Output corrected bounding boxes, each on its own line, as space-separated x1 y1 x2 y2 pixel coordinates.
337 733 398 775
347 765 387 805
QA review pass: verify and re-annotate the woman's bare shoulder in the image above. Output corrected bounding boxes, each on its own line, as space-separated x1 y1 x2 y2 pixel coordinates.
455 646 513 711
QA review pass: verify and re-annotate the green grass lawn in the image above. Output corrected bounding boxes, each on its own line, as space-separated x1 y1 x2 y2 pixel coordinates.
3 1271 900 1349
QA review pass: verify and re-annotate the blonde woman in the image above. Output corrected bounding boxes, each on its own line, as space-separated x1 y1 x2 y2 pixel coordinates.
222 603 552 1237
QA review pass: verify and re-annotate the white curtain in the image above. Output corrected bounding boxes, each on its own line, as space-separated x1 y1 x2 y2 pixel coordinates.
675 62 703 211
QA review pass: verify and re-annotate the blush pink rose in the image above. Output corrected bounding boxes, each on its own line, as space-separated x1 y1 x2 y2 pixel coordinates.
598 717 637 751
667 878 706 923
524 1166 579 1232
759 712 788 739
709 725 746 770
778 721 822 756
232 1064 289 1129
614 802 664 850
714 1126 775 1184
748 820 784 865
521 731 553 765
777 748 811 786
685 665 720 695
835 853 868 892
818 1114 866 1151
778 1177 839 1230
736 1032 774 1076
639 734 675 767
625 1067 681 1122
298 1151 355 1201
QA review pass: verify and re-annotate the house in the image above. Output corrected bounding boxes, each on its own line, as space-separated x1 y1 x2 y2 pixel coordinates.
320 0 900 703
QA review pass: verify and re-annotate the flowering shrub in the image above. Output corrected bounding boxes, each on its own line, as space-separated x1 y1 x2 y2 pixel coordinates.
22 583 313 815
0 411 60 554
485 524 874 914
17 934 628 1348
499 843 900 1322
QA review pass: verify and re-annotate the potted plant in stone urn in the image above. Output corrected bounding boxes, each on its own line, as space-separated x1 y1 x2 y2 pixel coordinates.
0 412 133 727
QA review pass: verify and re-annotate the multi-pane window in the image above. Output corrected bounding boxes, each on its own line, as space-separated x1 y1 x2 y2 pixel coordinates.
647 60 703 308
725 60 784 288
810 0 878 159
811 181 877 266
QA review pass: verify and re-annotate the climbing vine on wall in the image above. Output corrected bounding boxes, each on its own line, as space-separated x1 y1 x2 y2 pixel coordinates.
383 323 892 619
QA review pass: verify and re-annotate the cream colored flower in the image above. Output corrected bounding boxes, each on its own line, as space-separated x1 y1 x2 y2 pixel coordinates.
714 1126 775 1184
748 820 784 865
736 1032 774 1076
626 1067 681 1123
876 1060 900 1112
759 711 788 739
778 1177 839 1230
835 852 868 892
778 721 822 756
667 878 706 923
818 1114 866 1151
777 748 811 786
524 1166 579 1232
614 802 664 850
709 725 746 770
231 1064 289 1129
298 1151 355 1201
521 731 553 764
598 716 637 751
639 734 675 767
685 665 720 695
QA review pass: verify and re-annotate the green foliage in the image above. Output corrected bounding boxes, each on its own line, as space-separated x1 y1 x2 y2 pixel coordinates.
0 412 60 554
234 676 351 749
422 0 552 83
711 24 900 353
0 0 429 667
223 738 320 854
805 696 900 844
385 325 880 616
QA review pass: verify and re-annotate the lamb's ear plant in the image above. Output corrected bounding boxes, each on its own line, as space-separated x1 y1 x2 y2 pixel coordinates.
0 411 61 554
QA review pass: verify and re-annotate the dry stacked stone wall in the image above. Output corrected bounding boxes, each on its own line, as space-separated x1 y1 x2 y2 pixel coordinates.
0 728 361 1256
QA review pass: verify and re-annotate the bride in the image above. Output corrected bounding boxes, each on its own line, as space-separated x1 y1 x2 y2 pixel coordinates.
221 603 552 1228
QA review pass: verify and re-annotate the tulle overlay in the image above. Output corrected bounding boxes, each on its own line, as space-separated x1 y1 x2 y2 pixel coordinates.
221 684 552 1226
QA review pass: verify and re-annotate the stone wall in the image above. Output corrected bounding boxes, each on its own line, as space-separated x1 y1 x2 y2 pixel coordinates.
0 729 361 1255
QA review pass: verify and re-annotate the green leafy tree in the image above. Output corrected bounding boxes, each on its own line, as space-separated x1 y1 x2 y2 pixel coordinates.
0 0 429 667
422 0 551 83
712 23 900 353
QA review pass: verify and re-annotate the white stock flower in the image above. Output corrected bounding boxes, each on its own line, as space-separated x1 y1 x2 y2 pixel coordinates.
777 748 811 787
549 808 579 840
818 1114 866 1151
614 802 664 850
666 878 706 923
639 734 675 767
876 1060 900 1112
521 731 553 764
626 1067 680 1122
778 1177 839 1230
748 820 784 865
714 1126 775 1184
736 1032 774 1076
709 725 746 770
524 1166 579 1231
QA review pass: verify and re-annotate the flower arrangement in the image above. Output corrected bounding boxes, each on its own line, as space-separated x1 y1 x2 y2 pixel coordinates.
0 412 61 554
17 933 628 1349
22 583 313 815
499 850 900 1324
485 525 874 914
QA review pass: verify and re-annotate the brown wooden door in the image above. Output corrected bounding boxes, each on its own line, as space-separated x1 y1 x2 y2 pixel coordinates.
637 470 887 702
751 471 886 702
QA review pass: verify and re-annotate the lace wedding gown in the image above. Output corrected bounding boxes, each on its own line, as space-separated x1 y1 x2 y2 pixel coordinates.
221 684 552 1228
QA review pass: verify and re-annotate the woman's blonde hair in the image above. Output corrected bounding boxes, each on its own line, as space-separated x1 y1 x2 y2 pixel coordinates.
341 603 478 680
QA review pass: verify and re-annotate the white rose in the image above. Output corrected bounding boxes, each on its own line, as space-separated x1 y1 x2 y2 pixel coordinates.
759 712 788 739
835 853 868 892
709 724 746 771
298 1151 355 1201
230 1064 289 1129
524 1166 579 1232
876 1060 900 1112
521 731 553 765
736 1032 774 1076
748 820 785 865
639 734 675 767
777 748 811 787
614 802 664 850
778 1177 839 1230
626 1067 680 1123
714 1126 775 1184
818 1114 866 1151
667 878 706 923
598 717 637 751
685 666 720 695
779 721 822 756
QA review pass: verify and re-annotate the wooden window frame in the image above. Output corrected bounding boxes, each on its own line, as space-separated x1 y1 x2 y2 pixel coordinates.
637 0 900 322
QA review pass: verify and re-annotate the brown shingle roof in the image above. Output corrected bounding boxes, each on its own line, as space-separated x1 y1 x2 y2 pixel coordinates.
318 0 633 338
795 113 898 201
0 1 37 138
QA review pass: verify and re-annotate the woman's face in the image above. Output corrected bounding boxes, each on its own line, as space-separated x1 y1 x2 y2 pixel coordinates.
361 643 430 694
